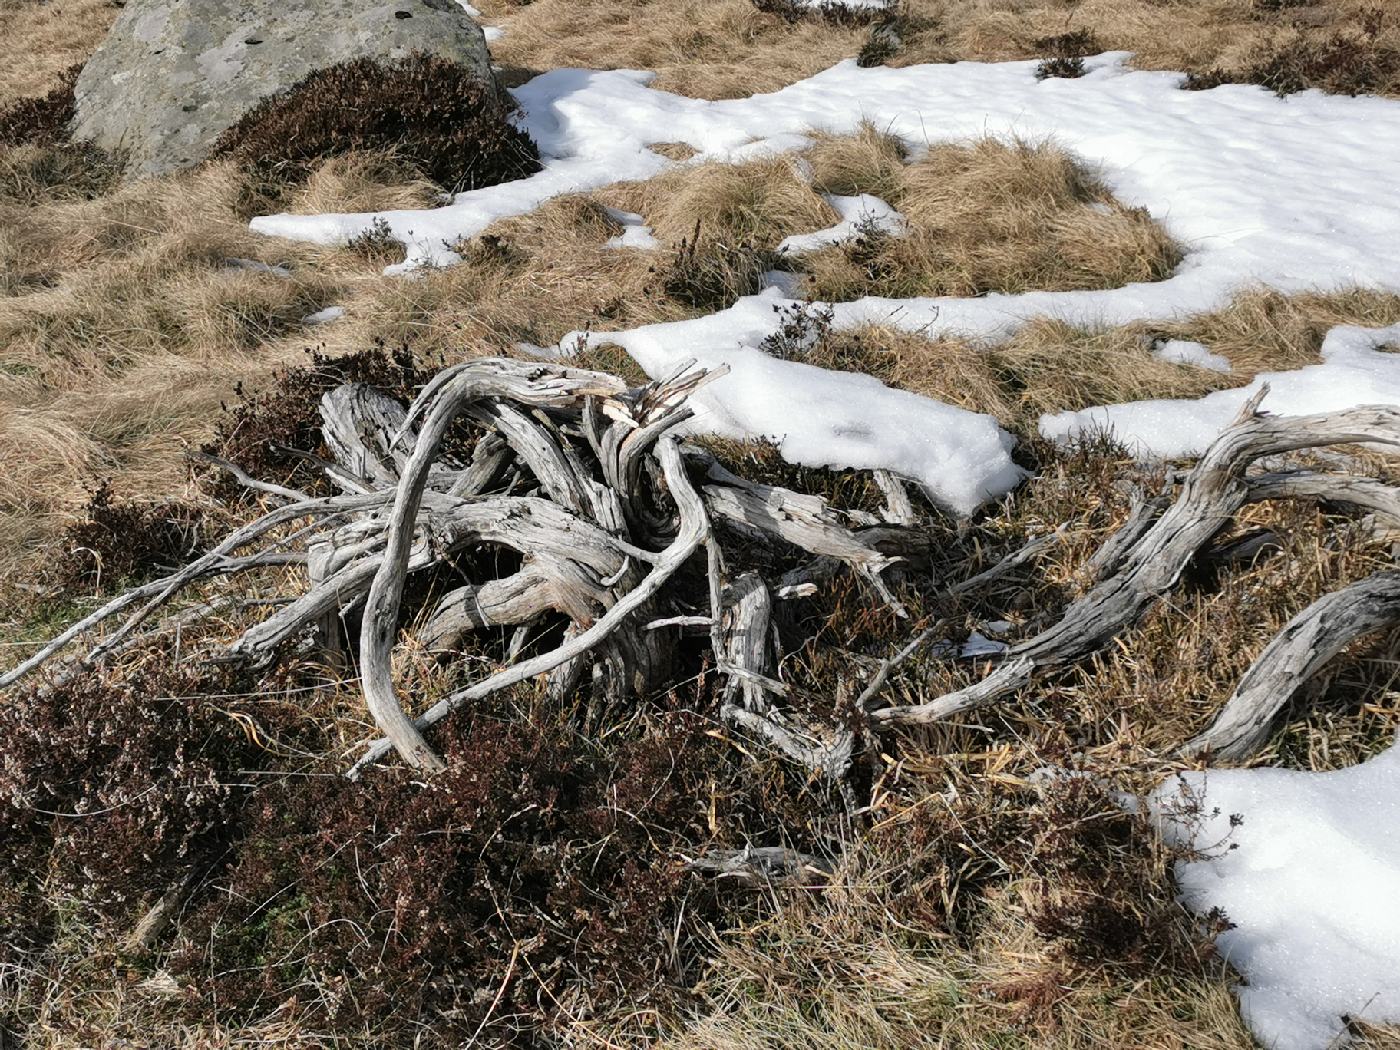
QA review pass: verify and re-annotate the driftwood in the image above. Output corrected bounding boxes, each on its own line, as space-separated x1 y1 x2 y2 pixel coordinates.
1183 570 1400 760
872 393 1400 728
5 358 916 783
685 846 834 883
8 362 1400 793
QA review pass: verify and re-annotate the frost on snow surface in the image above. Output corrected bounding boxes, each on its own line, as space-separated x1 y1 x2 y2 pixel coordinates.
1152 745 1400 1050
1042 322 1400 458
566 291 1024 516
777 193 906 255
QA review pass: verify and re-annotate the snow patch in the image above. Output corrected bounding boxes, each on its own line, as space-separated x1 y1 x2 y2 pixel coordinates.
777 193 906 255
250 52 1400 334
1153 745 1400 1050
1153 338 1231 373
565 290 1024 515
603 207 661 250
1041 321 1400 459
302 305 345 325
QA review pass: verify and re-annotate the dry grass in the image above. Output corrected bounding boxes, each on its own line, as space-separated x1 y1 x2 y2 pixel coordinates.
0 0 116 106
483 0 1400 99
0 153 361 574
797 134 1181 301
4 8 1400 1040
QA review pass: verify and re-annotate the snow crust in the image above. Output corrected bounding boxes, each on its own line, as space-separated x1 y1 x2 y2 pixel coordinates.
1042 322 1400 458
567 290 1024 515
1153 745 1400 1050
1153 338 1230 373
776 193 905 255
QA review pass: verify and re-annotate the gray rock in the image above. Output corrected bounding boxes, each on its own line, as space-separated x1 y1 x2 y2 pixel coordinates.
70 0 495 178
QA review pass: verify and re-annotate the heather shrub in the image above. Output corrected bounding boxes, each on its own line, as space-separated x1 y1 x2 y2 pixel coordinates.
1186 17 1399 96
661 220 779 310
201 342 431 501
172 698 809 1042
0 64 79 147
751 0 890 28
211 54 542 191
0 661 278 955
47 480 206 594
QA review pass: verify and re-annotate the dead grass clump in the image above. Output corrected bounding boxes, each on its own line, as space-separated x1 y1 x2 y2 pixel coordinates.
805 120 908 201
1187 16 1400 96
751 0 892 28
650 141 701 161
0 140 121 207
634 154 836 248
0 159 346 575
211 54 541 192
0 0 115 107
283 149 442 216
662 220 779 310
799 138 1181 302
0 64 79 147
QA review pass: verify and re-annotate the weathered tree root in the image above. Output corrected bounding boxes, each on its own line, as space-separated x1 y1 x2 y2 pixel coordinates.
871 392 1400 729
5 358 918 783
9 368 1400 782
1182 570 1400 761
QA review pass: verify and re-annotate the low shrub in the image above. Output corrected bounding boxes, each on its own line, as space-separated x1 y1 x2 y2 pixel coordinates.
201 342 432 502
1185 19 1399 96
47 481 206 594
211 53 542 191
856 16 907 68
170 703 766 1041
0 660 279 957
1034 29 1099 80
661 220 778 310
0 64 80 147
752 0 891 28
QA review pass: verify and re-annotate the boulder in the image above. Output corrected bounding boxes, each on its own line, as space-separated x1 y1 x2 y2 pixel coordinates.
70 0 496 178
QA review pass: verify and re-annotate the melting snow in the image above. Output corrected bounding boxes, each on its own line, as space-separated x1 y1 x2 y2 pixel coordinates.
566 290 1024 515
246 51 1400 498
776 193 906 255
1153 338 1231 373
1153 745 1400 1050
252 51 1400 323
302 305 345 325
602 207 661 250
1042 321 1400 458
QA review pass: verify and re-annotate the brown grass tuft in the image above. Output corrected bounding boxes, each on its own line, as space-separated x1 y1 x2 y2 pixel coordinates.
478 0 1400 100
797 137 1181 302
